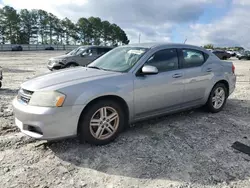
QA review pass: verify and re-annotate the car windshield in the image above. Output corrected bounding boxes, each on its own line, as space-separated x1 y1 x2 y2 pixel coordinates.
68 47 86 55
87 46 148 72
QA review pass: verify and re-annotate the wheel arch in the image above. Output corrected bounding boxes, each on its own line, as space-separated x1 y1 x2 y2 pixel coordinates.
65 62 79 67
77 95 130 134
214 80 229 97
209 80 229 99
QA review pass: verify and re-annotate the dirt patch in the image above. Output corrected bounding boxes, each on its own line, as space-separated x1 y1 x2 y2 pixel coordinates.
1 52 250 188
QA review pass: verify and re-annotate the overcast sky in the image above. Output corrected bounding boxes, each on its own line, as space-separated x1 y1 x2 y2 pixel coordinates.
1 0 250 47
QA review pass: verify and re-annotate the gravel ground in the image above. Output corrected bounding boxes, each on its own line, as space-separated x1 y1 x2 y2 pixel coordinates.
1 51 250 188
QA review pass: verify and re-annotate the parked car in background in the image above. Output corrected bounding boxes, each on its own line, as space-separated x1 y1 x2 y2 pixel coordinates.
212 50 231 60
13 43 236 145
237 50 250 60
45 47 54 50
236 51 244 59
11 45 23 51
206 49 213 52
47 45 113 70
226 50 236 57
0 66 2 88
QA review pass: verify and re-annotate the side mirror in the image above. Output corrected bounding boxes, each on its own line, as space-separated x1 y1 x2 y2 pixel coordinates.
141 65 158 75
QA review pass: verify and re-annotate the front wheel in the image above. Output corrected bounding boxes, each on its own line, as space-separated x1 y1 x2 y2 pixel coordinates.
206 83 227 113
66 63 78 68
78 100 125 145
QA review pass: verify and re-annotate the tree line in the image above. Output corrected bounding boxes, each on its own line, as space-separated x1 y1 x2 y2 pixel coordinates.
0 6 129 46
203 44 244 51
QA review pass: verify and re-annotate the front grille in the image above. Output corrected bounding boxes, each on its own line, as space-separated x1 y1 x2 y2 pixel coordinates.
18 88 34 104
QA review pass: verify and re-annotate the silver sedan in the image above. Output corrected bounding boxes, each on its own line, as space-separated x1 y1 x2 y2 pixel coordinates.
12 43 236 145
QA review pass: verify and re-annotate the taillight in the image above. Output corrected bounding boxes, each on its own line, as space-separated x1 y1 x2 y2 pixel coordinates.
232 64 235 74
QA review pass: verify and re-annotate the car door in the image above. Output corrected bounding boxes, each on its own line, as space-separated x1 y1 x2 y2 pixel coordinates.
79 48 99 66
179 48 213 106
133 48 185 118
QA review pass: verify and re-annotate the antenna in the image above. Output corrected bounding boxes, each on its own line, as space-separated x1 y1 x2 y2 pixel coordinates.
184 38 187 44
138 33 141 43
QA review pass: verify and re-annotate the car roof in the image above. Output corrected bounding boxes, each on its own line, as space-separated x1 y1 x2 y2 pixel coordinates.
125 42 206 50
78 45 113 49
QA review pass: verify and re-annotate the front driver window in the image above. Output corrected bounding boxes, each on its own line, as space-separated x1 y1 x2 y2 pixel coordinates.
145 49 179 72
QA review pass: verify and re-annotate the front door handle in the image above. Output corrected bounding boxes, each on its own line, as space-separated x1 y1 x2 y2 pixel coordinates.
206 68 212 72
172 73 183 78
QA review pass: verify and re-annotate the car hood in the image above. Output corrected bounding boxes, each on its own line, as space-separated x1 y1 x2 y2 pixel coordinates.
21 67 120 91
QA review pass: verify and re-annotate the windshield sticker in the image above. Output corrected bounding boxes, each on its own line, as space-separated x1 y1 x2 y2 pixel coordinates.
127 50 144 55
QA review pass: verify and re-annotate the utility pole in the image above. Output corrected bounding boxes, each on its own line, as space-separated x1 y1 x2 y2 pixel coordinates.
139 33 141 43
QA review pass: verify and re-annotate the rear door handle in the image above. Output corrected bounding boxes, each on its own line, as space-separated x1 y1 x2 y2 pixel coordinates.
172 73 183 78
206 68 212 72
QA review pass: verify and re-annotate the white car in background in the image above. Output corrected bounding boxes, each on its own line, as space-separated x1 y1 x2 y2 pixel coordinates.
226 50 236 57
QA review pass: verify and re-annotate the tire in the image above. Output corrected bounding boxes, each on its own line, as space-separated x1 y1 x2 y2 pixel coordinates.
0 82 2 88
78 99 125 145
66 63 78 68
222 56 227 60
206 83 228 113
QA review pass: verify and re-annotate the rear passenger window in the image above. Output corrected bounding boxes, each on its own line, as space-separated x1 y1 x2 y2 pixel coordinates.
145 49 179 72
182 49 205 68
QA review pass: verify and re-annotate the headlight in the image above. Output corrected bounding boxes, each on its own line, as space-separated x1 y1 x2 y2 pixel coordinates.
29 91 66 107
52 59 66 65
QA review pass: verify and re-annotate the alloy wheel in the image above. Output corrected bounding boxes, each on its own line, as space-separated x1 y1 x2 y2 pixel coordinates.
212 87 226 109
89 106 119 140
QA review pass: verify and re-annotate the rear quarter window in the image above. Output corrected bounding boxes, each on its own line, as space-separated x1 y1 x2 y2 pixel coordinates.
182 49 208 68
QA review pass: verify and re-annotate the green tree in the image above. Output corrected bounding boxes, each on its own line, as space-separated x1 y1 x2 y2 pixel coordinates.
53 18 64 44
61 17 76 45
19 9 38 44
0 6 130 45
101 20 111 45
77 17 92 44
203 44 214 49
1 6 20 44
0 8 7 44
37 9 49 44
88 17 102 45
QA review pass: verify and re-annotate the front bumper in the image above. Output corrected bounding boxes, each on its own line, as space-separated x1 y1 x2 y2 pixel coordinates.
229 74 236 96
12 97 84 140
47 62 64 71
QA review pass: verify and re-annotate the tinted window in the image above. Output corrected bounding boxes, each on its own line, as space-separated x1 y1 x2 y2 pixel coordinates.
182 49 205 68
84 48 97 56
145 49 179 72
97 48 112 54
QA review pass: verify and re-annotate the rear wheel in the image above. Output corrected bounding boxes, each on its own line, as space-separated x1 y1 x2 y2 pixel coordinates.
78 100 125 145
206 83 227 113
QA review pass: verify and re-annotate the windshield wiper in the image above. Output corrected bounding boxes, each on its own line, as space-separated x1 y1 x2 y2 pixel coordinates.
87 66 101 70
87 66 122 72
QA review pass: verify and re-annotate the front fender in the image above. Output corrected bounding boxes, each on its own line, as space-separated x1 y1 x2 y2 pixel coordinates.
74 83 134 121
